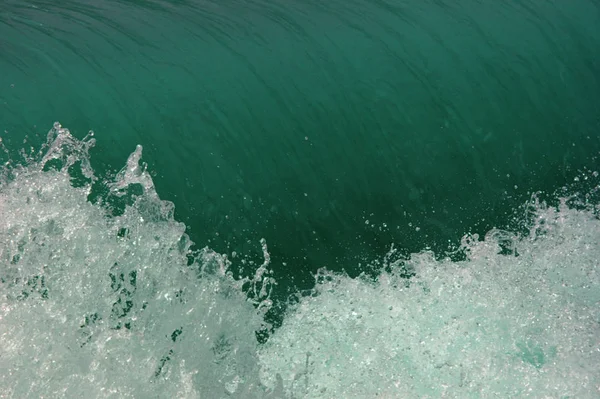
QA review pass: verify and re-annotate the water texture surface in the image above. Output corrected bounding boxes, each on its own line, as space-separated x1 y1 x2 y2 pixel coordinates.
1 1 599 397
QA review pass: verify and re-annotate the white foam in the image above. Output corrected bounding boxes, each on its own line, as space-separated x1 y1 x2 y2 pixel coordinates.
1 123 599 398
259 202 600 398
0 124 276 398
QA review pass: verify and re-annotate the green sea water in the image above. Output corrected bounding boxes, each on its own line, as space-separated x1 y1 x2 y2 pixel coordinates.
1 1 599 397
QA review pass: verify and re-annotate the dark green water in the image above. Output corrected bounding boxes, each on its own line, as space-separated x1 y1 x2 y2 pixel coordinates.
2 0 599 300
2 1 600 397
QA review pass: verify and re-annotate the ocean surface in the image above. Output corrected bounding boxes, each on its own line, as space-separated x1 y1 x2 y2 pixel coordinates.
1 1 599 398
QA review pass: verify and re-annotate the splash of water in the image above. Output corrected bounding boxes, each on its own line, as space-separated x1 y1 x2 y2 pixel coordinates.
259 195 600 398
1 123 599 398
0 123 277 398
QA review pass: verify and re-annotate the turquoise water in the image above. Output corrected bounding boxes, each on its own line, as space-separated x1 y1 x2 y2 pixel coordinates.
1 1 599 397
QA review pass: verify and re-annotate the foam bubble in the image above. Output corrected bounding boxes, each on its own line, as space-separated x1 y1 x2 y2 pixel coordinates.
0 124 276 398
259 202 600 398
1 123 599 398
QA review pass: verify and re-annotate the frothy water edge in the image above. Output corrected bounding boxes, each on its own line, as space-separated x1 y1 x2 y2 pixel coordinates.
1 123 599 398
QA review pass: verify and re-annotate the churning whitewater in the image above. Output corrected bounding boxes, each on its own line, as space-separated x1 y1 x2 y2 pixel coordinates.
1 124 599 398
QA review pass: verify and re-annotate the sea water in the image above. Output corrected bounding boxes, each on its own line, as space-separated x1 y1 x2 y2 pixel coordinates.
1 124 598 398
1 0 600 397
